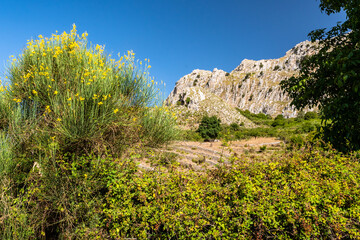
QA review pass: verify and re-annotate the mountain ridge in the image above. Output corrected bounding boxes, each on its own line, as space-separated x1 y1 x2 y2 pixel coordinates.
166 40 318 120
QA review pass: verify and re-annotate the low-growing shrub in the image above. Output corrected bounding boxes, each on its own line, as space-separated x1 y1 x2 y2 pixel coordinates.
259 145 267 152
230 122 240 131
3 147 360 238
298 122 316 133
304 111 318 120
271 118 285 127
288 135 305 149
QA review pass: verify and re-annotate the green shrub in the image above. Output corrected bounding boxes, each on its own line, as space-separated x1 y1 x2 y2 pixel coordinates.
299 122 316 133
275 114 284 120
304 111 318 120
273 65 280 71
288 135 305 149
230 122 240 131
296 111 305 120
197 116 221 141
259 145 267 152
185 97 191 105
3 25 173 156
271 119 285 127
243 73 251 81
140 106 179 147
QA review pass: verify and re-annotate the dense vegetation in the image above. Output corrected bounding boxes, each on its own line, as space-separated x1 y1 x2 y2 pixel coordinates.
2 140 359 239
1 1 360 238
0 26 179 239
281 0 360 152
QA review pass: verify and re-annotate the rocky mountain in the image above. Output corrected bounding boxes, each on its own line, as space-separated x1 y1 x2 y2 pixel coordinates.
167 40 318 120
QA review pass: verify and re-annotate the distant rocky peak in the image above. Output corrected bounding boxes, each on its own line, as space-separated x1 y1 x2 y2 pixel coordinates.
167 40 317 119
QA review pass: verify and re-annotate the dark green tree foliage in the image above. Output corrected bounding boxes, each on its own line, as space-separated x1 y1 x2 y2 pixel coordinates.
197 116 221 140
281 0 360 152
304 111 318 120
230 122 240 131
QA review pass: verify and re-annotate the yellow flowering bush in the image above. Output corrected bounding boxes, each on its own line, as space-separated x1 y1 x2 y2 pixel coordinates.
5 24 169 154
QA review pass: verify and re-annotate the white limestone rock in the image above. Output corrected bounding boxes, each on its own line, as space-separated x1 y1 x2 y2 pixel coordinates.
167 40 318 119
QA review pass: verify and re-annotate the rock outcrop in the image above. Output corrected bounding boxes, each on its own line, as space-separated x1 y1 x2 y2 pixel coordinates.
167 40 318 118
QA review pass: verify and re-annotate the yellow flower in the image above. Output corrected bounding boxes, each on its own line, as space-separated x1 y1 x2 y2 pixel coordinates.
54 91 58 95
114 108 119 114
32 90 38 95
45 105 51 113
79 97 85 101
98 102 103 105
67 97 72 101
93 94 98 100
56 118 62 122
148 65 151 68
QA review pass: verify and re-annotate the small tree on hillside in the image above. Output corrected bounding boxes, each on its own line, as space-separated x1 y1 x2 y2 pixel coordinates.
197 116 221 141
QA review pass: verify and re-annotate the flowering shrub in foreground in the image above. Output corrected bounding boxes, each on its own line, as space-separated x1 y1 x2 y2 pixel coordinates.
3 25 176 155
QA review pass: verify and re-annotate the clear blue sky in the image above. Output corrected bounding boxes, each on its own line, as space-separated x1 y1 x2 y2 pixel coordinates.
0 0 346 96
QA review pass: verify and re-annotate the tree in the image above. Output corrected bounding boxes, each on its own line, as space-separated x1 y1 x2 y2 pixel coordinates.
281 0 360 152
197 116 221 141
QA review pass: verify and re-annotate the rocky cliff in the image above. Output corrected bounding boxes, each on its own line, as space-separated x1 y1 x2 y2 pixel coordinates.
167 40 318 119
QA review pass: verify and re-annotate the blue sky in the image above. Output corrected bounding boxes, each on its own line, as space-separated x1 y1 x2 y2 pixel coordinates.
0 0 346 96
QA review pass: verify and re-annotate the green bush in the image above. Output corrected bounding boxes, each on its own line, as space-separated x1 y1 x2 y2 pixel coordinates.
289 135 305 149
271 119 285 127
273 65 281 71
197 116 221 141
237 108 273 125
140 106 179 147
275 114 284 120
299 122 316 133
304 111 318 120
2 25 175 156
230 122 240 131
